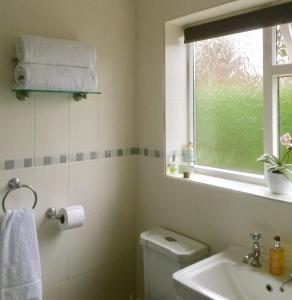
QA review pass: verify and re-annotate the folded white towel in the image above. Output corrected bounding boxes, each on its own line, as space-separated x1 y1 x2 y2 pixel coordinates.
16 35 96 68
0 209 42 300
15 63 98 92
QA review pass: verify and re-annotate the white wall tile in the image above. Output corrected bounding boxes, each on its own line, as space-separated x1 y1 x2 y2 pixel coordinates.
66 269 100 300
68 208 135 278
34 165 68 227
99 157 133 211
67 257 136 300
0 96 34 161
68 160 103 216
54 0 101 40
32 0 57 36
69 157 136 218
69 95 98 153
0 30 16 90
98 0 136 100
38 222 68 288
35 94 69 157
99 97 136 148
44 282 67 300
0 0 34 32
68 213 110 277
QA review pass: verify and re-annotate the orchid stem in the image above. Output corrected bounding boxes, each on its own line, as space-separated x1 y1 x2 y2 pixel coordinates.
281 149 291 163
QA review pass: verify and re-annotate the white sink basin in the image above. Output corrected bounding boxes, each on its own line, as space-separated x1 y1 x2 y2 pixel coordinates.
173 247 292 300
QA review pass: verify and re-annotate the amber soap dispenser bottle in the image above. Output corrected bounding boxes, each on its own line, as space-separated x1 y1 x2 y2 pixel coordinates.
269 236 285 276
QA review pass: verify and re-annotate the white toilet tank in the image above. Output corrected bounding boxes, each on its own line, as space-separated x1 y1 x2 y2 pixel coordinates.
140 227 208 300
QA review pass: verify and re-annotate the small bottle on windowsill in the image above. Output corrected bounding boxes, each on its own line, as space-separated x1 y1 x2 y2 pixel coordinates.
168 152 178 175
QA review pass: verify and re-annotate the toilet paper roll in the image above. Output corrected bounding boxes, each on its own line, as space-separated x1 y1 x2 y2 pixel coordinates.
58 206 85 230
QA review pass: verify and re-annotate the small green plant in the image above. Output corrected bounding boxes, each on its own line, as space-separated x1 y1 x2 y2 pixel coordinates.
257 133 292 181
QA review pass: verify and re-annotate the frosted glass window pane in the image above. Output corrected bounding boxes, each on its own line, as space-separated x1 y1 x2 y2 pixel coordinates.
194 29 263 174
279 77 292 159
276 23 292 65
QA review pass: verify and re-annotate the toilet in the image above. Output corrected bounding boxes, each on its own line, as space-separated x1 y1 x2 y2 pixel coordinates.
140 227 208 300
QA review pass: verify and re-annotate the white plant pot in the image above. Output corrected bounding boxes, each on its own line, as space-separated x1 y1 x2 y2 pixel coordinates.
267 170 292 195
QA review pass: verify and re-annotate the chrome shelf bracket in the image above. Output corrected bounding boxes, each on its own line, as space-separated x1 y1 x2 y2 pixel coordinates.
73 92 87 101
15 90 30 101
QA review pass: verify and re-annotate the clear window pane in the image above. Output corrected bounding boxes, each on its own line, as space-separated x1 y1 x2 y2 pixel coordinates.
276 23 292 64
279 77 292 158
194 29 263 174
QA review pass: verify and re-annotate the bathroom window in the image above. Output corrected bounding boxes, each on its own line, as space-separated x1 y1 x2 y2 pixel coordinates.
190 23 292 183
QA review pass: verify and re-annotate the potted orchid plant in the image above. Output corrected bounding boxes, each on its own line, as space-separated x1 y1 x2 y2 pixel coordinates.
257 133 292 195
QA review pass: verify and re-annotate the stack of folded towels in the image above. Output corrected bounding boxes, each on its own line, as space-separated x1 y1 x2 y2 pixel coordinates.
15 35 97 92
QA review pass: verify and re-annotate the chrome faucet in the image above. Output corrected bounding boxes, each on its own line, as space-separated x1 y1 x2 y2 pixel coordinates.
280 274 292 292
242 233 263 267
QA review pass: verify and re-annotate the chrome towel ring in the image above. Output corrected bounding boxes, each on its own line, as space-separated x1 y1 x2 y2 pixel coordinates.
2 178 38 212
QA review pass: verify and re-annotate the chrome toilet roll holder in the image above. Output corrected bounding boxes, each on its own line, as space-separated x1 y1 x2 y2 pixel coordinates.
45 207 65 223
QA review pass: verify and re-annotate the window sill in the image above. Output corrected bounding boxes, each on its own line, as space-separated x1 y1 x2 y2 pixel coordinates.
166 172 292 204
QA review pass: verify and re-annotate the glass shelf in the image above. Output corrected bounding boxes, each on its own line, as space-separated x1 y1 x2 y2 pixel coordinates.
12 89 101 101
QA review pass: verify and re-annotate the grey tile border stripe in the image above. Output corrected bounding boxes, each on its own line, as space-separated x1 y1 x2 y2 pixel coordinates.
0 147 163 171
76 153 84 161
5 160 14 170
130 147 137 155
43 156 52 165
24 158 33 168
117 149 124 156
105 150 111 158
154 150 160 158
60 155 67 164
90 151 97 160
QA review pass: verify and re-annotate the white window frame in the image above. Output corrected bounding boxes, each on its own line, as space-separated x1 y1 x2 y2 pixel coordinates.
189 26 292 186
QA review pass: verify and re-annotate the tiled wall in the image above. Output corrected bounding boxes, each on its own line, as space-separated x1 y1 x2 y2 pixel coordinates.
0 0 137 299
136 0 292 299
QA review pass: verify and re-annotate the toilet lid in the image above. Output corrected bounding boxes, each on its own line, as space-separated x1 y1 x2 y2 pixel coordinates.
140 227 208 263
